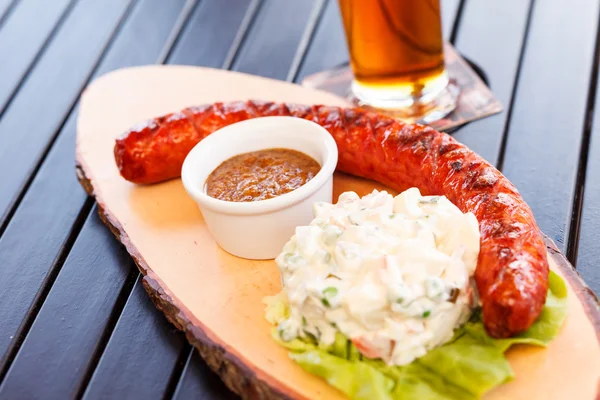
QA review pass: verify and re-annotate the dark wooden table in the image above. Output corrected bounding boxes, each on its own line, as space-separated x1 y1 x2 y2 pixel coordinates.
0 0 599 398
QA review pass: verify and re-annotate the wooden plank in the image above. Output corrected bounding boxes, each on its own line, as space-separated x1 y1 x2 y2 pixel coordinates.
451 0 531 164
575 73 600 295
0 114 89 368
294 0 347 82
441 0 462 40
81 277 187 399
0 0 74 116
173 350 239 400
0 0 186 394
0 208 136 398
231 0 317 80
500 0 599 249
0 0 132 227
168 0 255 68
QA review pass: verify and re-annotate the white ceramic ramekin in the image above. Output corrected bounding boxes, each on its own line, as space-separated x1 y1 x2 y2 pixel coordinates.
181 116 338 260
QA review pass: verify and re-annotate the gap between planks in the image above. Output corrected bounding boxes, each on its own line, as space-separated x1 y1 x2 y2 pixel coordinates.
0 0 21 30
73 270 141 398
494 0 536 173
447 0 466 45
565 5 600 265
0 0 79 119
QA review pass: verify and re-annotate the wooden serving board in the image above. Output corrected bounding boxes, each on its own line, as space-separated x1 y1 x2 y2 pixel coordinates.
75 65 600 400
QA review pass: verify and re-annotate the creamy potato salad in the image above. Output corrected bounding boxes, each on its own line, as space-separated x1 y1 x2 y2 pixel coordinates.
275 189 480 366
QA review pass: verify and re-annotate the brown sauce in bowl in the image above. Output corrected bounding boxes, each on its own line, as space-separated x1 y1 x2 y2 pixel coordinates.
205 148 321 202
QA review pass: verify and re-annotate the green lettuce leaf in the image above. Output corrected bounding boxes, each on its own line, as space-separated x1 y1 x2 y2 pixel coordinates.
267 271 568 400
364 360 476 400
290 351 394 400
461 271 569 352
393 363 474 400
417 336 512 397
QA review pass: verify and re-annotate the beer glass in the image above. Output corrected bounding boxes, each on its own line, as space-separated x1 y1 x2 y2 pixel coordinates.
338 0 456 122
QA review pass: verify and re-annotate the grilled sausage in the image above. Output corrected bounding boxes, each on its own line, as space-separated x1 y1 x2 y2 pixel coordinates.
114 100 549 338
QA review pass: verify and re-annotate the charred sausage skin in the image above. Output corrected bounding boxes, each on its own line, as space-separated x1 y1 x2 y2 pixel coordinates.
114 100 549 338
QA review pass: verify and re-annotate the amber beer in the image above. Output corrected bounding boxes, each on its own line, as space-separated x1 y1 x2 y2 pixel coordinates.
338 0 449 112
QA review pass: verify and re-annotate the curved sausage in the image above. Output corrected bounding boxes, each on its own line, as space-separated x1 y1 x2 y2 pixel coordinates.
114 100 549 338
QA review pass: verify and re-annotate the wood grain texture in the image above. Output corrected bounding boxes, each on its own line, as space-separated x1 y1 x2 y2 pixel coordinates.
500 0 600 250
451 0 531 165
0 0 187 395
75 65 600 400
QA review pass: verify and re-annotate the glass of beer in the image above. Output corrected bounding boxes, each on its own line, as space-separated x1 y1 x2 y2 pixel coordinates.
338 0 457 123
